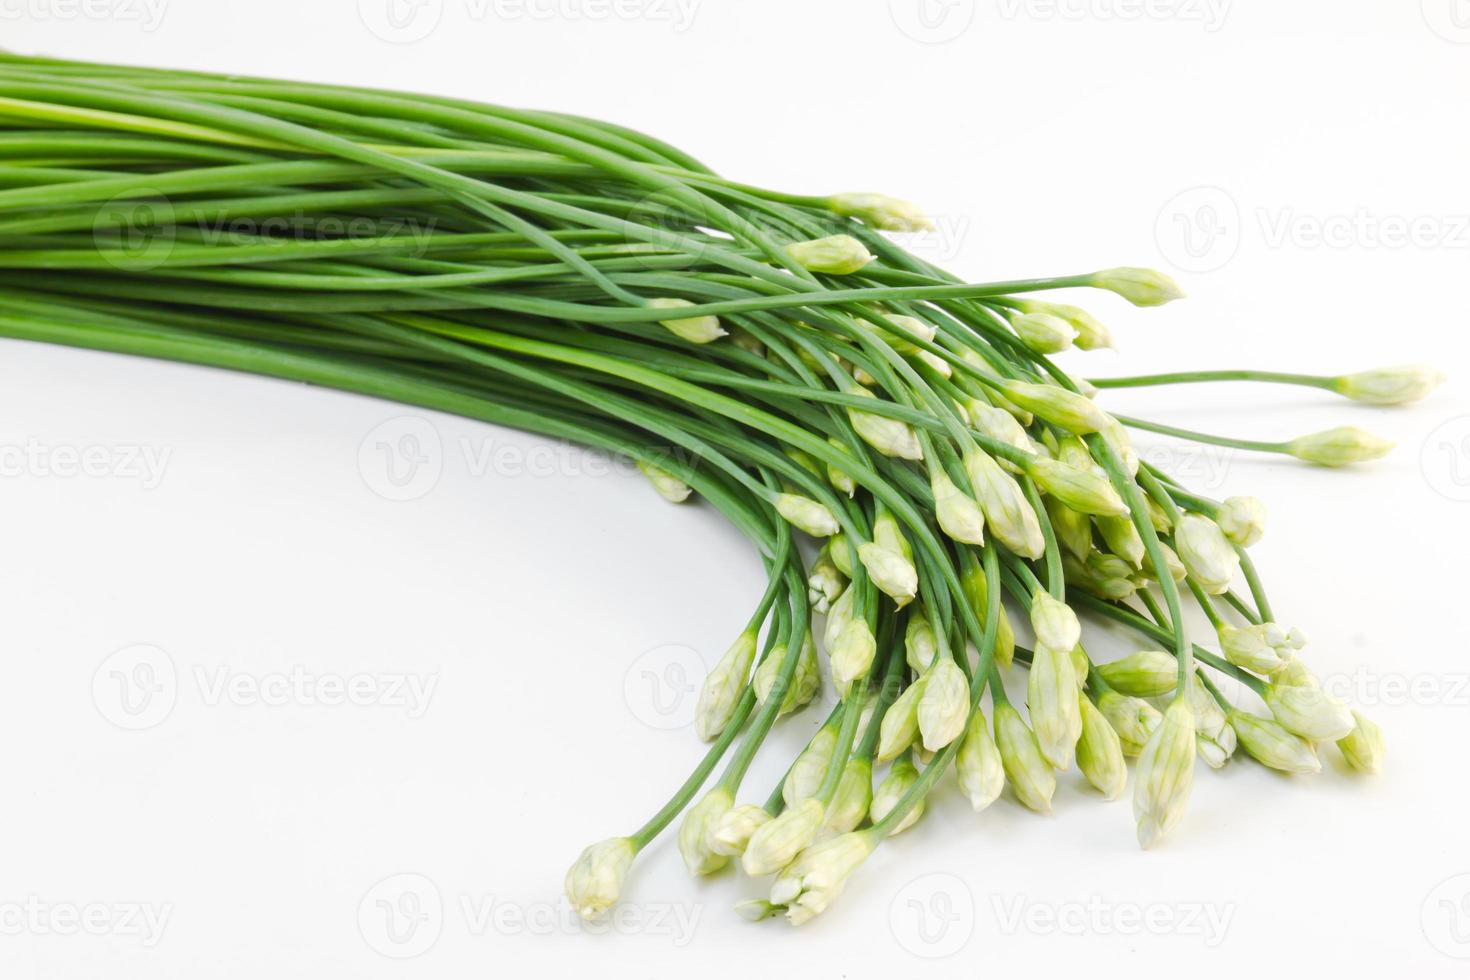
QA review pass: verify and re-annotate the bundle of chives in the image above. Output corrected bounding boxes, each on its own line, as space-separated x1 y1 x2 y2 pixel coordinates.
0 54 1433 926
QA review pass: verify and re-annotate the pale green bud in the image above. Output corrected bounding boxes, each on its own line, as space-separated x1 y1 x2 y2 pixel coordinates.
1097 514 1145 568
1016 299 1114 350
770 829 877 926
956 706 1004 811
1000 380 1113 434
1030 591 1082 654
695 629 758 740
752 644 788 707
826 437 858 497
1140 541 1186 584
784 234 874 274
790 635 821 711
1098 690 1162 757
784 726 838 806
1132 697 1196 849
847 388 924 460
822 759 873 836
742 798 825 877
806 548 846 614
871 757 923 835
1146 495 1175 534
1011 311 1077 354
877 675 924 762
967 400 1036 465
829 192 934 232
1174 513 1240 595
678 787 734 876
734 898 777 921
961 563 1016 670
994 701 1056 813
1028 641 1083 769
858 541 919 607
648 297 726 344
776 493 840 537
1047 497 1094 561
635 459 692 503
1334 364 1445 405
966 449 1044 558
872 510 912 561
564 836 637 919
1077 694 1128 800
1230 710 1320 774
1064 554 1137 601
1216 496 1267 547
1091 266 1186 307
1285 426 1394 466
829 533 854 577
1096 650 1179 698
1336 710 1385 775
710 804 772 857
728 325 764 356
911 349 952 378
1186 673 1234 768
918 658 970 751
931 470 987 546
823 586 854 652
904 612 938 673
1264 682 1355 741
830 619 878 696
884 314 939 346
1025 456 1130 517
1218 624 1289 676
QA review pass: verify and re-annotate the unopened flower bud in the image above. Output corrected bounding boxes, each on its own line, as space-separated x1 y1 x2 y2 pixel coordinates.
1017 299 1114 350
785 234 874 275
1011 311 1077 354
1264 682 1355 741
1025 456 1130 517
968 401 1036 464
1216 496 1267 547
830 619 878 696
1029 641 1083 769
1174 513 1240 595
1218 624 1289 676
1030 591 1082 654
825 436 857 497
931 470 987 545
966 449 1044 558
1098 690 1162 756
1140 541 1186 584
678 787 734 876
994 702 1056 813
696 629 758 740
770 829 877 925
904 612 938 673
734 898 776 921
648 297 725 344
1285 427 1394 466
565 837 637 919
847 388 924 460
1336 710 1385 775
1091 266 1186 307
878 675 924 762
784 726 838 806
1334 365 1445 406
918 658 970 751
1077 694 1128 800
710 804 772 856
635 459 691 503
1000 380 1113 434
858 542 919 607
871 757 923 835
829 192 933 232
742 798 825 877
1133 697 1196 848
1047 497 1094 561
824 586 854 652
956 706 1005 811
806 549 846 614
1185 673 1235 768
1230 710 1320 774
822 759 873 835
1096 650 1178 698
776 493 840 537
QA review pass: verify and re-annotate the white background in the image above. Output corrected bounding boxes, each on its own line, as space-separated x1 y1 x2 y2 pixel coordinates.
3 1 1469 976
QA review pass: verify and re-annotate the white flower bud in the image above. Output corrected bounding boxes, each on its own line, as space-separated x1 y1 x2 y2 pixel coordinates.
1097 513 1145 568
1025 456 1130 517
710 804 772 856
1335 365 1445 406
1132 697 1196 848
826 436 858 497
829 192 933 232
696 630 758 740
829 534 854 577
1091 266 1186 307
776 493 839 537
784 727 838 806
1336 710 1385 775
884 314 939 346
678 787 734 876
967 401 1036 464
769 829 877 926
1230 710 1320 774
1186 673 1234 768
994 702 1056 813
806 549 846 614
1000 380 1113 434
1216 496 1267 547
784 234 874 274
918 658 970 751
648 297 726 344
1096 650 1179 698
1016 299 1114 350
1011 311 1077 354
734 898 776 921
858 541 919 607
823 586 854 652
742 798 825 877
1218 624 1289 676
1285 427 1394 466
1140 541 1186 584
830 619 878 696
931 470 987 546
1029 641 1083 769
635 459 691 502
1029 592 1082 654
822 759 873 835
878 674 924 762
1098 690 1162 757
904 612 938 673
965 449 1044 558
1174 513 1240 595
871 757 923 835
956 706 1005 812
1077 694 1128 800
1047 497 1094 561
564 836 637 919
847 392 925 460
1264 682 1355 741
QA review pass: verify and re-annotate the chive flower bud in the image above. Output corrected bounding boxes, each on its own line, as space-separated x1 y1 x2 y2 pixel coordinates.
735 898 776 921
1174 513 1240 595
828 192 934 232
648 297 726 344
1133 697 1196 848
1016 299 1115 350
884 314 939 346
1000 380 1113 435
956 706 1005 811
822 758 873 836
1264 681 1355 741
635 459 692 503
806 547 846 614
857 541 919 607
826 436 858 497
1229 710 1321 774
877 676 924 762
1064 553 1138 601
775 493 840 537
1096 650 1179 698
769 829 878 926
918 657 970 751
830 619 878 697
965 449 1044 558
1216 495 1267 547
1030 591 1082 654
710 804 772 857
824 586 855 653
1186 673 1235 769
1024 457 1130 517
930 470 987 546
1097 513 1145 568
968 401 1037 463
1090 267 1186 307
905 612 938 673
829 534 854 577
1098 690 1163 757
784 234 874 275
784 726 839 806
564 836 637 919
1048 497 1094 561
742 798 825 876
1011 311 1077 354
1284 426 1395 466
1336 710 1385 775
1028 641 1083 769
1334 365 1445 405
846 388 925 460
1077 694 1128 800
1139 541 1186 584
678 787 735 876
870 756 924 835
1218 624 1290 676
696 629 759 740
994 702 1057 813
